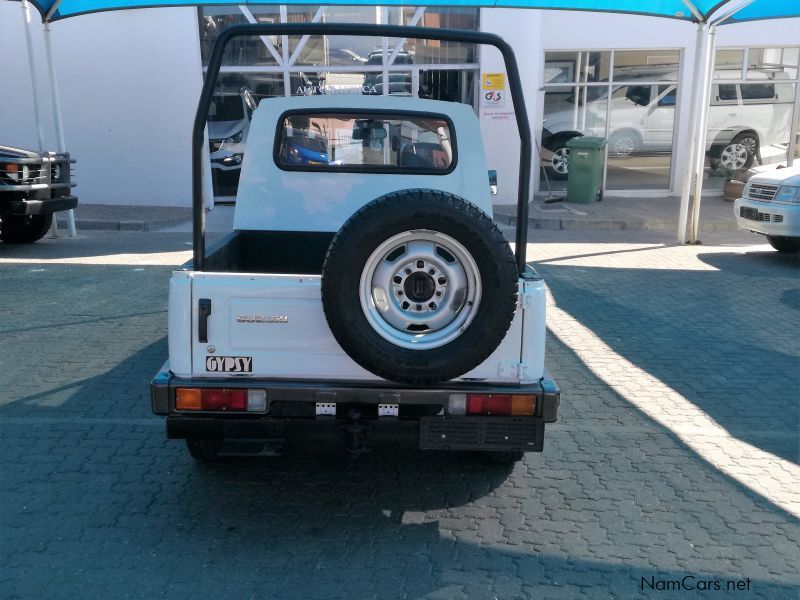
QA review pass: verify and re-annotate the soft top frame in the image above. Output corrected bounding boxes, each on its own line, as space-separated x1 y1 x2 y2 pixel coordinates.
193 23 532 275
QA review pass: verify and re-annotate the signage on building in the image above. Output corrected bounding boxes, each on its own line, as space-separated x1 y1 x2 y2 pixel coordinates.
482 72 506 107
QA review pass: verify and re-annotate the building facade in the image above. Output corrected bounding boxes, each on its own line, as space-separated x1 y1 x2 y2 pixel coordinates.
2 4 798 207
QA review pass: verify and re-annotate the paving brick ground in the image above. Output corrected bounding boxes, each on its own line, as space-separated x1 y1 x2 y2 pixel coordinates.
0 229 798 599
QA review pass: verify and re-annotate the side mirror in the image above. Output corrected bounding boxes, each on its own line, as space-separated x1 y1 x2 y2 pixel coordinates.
488 169 498 196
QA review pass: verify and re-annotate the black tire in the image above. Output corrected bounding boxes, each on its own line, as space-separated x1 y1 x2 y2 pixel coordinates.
0 214 52 244
321 189 518 385
766 236 800 253
185 438 222 462
608 130 641 157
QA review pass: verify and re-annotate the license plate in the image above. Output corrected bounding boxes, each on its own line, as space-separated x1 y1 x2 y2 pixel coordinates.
206 356 252 372
740 206 759 221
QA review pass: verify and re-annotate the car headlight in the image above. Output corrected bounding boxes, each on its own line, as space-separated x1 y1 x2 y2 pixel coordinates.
775 185 800 203
224 131 244 145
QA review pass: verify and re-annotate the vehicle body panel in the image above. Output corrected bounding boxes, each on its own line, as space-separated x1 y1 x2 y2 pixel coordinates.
234 95 493 232
177 272 544 385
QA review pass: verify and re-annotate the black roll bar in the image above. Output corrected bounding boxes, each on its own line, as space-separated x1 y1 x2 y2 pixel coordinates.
193 23 532 275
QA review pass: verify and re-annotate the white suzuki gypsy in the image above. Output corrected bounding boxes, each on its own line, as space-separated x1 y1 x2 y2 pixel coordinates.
151 23 560 463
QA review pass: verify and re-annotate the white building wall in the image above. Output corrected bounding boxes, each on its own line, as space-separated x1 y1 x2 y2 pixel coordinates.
0 5 203 207
479 9 543 206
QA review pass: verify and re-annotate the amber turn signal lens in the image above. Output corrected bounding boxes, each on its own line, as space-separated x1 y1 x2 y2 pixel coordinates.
175 388 202 410
511 395 536 416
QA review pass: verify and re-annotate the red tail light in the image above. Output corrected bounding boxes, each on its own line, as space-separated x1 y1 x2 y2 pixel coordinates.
176 388 246 411
466 394 536 416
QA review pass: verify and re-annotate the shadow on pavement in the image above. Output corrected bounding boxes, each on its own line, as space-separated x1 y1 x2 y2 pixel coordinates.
538 259 799 464
696 248 800 277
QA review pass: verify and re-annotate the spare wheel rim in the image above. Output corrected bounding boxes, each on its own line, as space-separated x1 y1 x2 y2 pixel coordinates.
359 229 482 350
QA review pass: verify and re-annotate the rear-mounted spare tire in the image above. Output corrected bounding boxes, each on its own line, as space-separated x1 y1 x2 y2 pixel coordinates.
321 189 518 385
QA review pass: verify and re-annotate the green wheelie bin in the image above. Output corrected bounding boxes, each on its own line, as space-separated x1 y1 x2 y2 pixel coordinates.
566 136 606 203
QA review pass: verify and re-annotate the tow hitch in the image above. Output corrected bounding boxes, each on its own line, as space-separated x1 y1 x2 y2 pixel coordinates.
341 408 371 456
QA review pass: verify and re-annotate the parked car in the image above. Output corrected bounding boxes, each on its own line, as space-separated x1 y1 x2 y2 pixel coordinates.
734 165 800 253
544 71 793 173
151 24 560 465
363 49 414 96
208 89 257 177
0 145 76 243
279 132 329 166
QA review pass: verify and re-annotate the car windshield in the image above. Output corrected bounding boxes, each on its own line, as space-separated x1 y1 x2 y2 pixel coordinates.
276 112 454 172
209 96 244 122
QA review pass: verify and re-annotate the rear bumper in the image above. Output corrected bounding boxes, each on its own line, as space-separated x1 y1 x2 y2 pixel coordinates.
152 363 560 452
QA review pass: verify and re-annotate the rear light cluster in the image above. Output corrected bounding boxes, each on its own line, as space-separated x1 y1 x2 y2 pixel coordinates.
175 388 266 412
448 393 536 416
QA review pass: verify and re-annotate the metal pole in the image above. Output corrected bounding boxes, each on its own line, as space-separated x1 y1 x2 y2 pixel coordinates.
21 0 62 237
43 20 77 237
21 0 46 152
688 24 717 244
677 21 707 243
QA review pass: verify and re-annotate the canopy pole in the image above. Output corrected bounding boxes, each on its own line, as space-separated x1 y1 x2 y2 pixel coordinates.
43 18 77 237
22 0 63 238
677 21 708 243
21 0 46 152
687 24 717 244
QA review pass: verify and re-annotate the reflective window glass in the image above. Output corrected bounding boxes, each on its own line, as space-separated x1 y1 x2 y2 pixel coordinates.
613 50 679 82
276 113 454 171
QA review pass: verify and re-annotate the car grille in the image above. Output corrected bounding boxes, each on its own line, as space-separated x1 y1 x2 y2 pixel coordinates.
740 206 784 223
747 183 779 202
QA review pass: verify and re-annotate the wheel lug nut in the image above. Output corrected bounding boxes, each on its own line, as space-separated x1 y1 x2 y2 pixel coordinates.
393 276 402 284
401 301 410 310
416 260 424 269
428 302 437 310
405 268 412 275
428 269 435 275
435 291 442 297
437 277 447 284
397 290 403 296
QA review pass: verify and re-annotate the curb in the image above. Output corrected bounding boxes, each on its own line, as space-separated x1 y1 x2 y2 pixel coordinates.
495 212 739 233
56 216 191 232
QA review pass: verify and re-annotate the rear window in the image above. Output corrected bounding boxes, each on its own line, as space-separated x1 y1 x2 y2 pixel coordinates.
275 112 455 173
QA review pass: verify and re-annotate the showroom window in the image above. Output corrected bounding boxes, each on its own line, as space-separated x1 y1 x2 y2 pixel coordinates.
541 49 680 193
198 5 480 198
703 46 799 190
